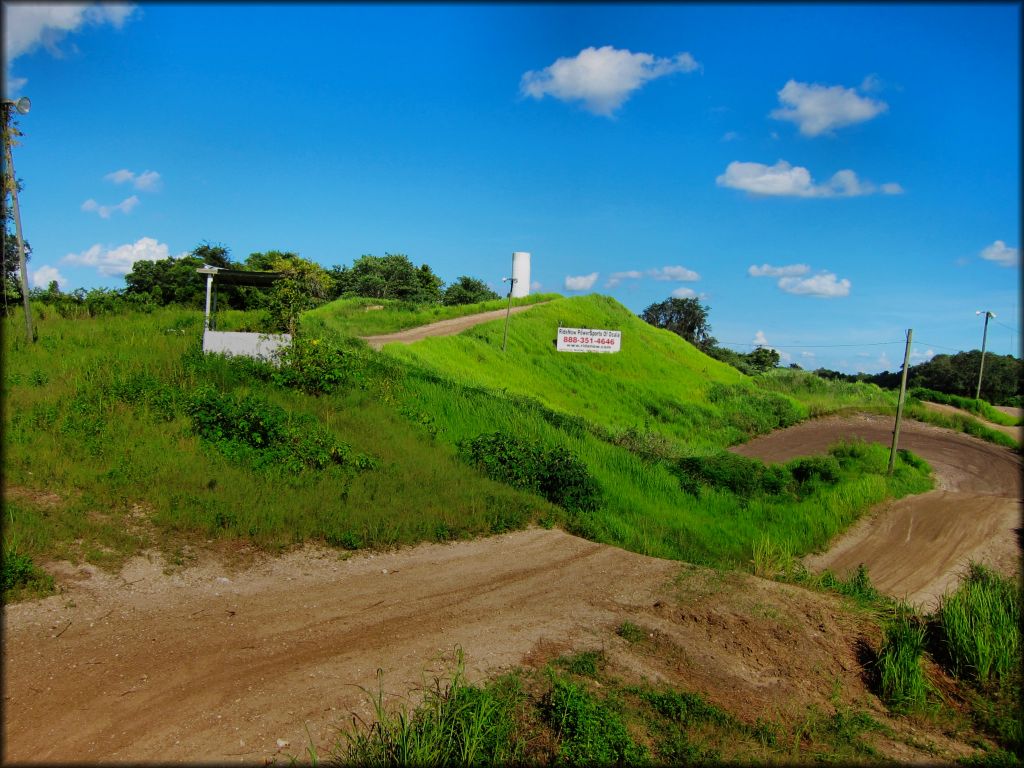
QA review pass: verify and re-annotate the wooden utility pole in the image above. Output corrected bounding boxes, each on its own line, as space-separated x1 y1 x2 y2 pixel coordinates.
888 328 913 475
975 311 994 400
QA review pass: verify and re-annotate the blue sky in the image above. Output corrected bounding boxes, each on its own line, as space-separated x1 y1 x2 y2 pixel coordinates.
3 2 1020 373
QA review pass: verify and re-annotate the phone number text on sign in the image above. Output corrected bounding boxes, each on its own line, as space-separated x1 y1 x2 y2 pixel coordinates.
557 327 622 353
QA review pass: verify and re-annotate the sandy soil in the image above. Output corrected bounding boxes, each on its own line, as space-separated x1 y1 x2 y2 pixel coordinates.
360 303 547 350
733 413 1021 609
4 413 1019 763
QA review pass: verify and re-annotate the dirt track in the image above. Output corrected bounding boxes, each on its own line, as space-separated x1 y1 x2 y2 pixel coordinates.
4 413 1020 763
734 412 1021 607
360 303 547 350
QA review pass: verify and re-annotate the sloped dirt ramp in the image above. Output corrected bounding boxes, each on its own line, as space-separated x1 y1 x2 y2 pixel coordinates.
733 413 1021 609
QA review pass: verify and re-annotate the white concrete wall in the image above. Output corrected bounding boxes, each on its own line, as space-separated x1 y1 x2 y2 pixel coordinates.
202 331 291 362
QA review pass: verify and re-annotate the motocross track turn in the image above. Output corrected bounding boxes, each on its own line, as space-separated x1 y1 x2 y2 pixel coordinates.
3 412 1020 763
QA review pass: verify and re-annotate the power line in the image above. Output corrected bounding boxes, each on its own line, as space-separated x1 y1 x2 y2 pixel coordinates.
718 340 905 349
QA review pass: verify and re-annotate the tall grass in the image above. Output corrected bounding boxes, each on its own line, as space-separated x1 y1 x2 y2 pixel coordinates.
904 402 1019 449
340 650 525 766
935 563 1021 688
877 605 930 713
910 387 1022 427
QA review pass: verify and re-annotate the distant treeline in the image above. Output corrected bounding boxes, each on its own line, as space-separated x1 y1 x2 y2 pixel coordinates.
813 351 1022 407
13 242 502 331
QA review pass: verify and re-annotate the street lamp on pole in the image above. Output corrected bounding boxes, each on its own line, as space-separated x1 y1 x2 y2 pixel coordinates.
2 95 34 343
975 310 995 400
500 276 518 352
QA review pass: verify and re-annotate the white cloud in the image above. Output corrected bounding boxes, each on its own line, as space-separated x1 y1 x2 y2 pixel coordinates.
753 330 770 346
910 348 935 362
651 265 699 281
801 351 816 359
564 272 599 291
721 131 739 142
81 195 139 218
530 280 543 292
770 79 888 137
105 168 162 191
748 263 809 278
716 159 894 198
671 287 697 298
30 264 65 289
520 45 699 117
606 270 644 288
63 236 179 276
4 3 136 93
880 182 904 195
605 266 700 288
777 272 851 298
980 240 1019 268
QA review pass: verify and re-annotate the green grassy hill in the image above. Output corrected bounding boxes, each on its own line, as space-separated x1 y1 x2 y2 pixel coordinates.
383 295 747 446
3 295 931 600
304 293 928 565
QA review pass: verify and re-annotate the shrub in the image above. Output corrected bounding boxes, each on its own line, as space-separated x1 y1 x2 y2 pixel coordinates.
458 432 601 514
271 336 374 395
185 386 375 473
672 452 793 499
788 455 841 486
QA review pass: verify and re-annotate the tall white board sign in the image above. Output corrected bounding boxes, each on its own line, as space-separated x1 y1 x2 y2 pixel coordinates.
557 327 621 353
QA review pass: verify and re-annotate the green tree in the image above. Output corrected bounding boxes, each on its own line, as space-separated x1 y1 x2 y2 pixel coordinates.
747 346 781 373
442 275 500 306
640 297 716 350
124 253 206 305
124 242 254 308
263 253 333 334
331 253 443 304
2 112 30 314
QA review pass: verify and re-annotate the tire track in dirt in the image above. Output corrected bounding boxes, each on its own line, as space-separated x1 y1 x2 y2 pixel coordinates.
3 530 677 763
733 412 1021 608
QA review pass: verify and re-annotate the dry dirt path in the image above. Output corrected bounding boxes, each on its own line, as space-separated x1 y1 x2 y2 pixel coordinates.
3 530 680 764
360 302 548 350
733 413 1021 609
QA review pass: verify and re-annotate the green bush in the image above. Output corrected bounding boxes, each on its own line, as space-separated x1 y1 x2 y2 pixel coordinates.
185 386 375 473
789 455 841 486
458 431 602 514
672 452 792 498
270 336 377 395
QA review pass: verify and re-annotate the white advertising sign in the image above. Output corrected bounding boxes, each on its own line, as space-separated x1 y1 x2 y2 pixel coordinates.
557 327 621 353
